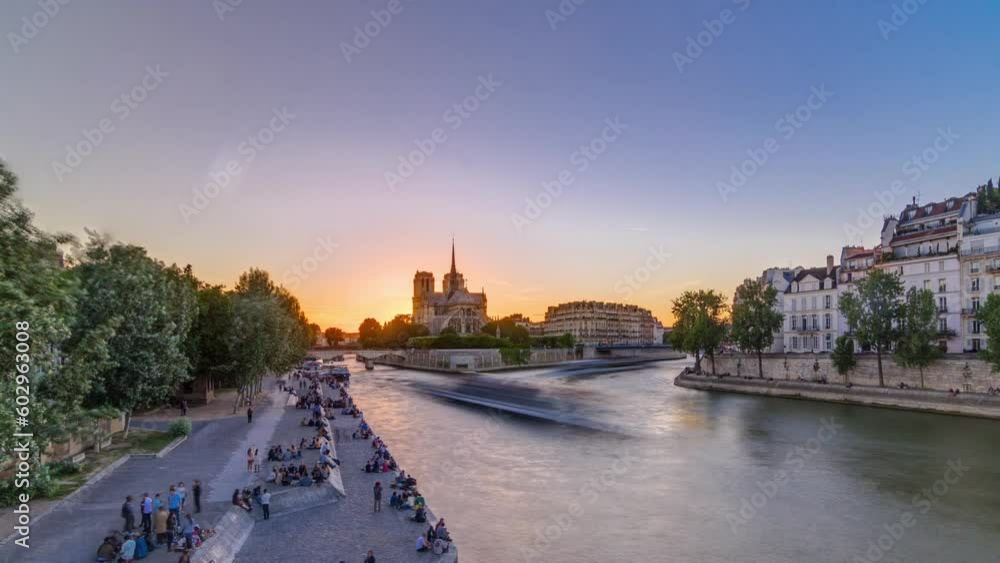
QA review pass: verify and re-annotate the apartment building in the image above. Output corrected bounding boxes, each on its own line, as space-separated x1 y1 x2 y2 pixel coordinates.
542 301 661 346
876 195 974 353
783 256 840 353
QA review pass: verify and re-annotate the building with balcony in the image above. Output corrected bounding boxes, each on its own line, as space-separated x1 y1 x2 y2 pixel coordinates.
958 208 1000 351
783 256 840 353
876 195 974 353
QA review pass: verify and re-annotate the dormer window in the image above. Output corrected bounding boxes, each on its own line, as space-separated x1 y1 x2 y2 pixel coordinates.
908 210 916 220
946 200 955 209
925 205 933 214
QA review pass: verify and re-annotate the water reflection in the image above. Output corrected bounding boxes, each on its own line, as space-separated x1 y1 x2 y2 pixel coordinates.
350 360 1000 562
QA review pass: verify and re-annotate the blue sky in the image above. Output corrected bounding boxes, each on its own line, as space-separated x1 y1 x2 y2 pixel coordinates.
1 0 998 328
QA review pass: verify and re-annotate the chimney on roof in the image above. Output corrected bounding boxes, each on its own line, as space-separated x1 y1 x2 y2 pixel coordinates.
826 255 834 275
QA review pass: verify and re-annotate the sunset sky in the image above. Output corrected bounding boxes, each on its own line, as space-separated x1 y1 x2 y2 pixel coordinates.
2 1 998 330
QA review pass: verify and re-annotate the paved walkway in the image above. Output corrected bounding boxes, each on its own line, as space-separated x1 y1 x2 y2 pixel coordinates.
0 380 284 563
235 380 455 563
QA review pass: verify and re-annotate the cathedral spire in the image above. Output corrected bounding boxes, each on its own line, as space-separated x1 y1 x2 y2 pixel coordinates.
450 237 457 275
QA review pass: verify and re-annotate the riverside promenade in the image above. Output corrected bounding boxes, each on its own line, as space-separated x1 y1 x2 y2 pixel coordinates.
675 369 1000 420
235 373 457 562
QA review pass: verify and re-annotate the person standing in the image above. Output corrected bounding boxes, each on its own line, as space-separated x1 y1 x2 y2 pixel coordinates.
181 400 188 417
192 480 202 514
140 493 153 532
177 481 187 511
181 514 196 550
260 489 271 520
168 486 182 524
373 481 382 513
154 506 169 548
254 447 261 473
364 550 376 563
246 448 255 472
247 403 254 424
121 495 135 532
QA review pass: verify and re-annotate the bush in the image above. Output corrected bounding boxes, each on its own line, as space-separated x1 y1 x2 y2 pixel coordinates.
168 418 192 438
48 459 82 478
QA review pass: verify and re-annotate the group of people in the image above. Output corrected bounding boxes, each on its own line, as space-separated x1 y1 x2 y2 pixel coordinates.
948 388 964 397
267 444 302 462
355 415 454 556
102 480 214 561
415 519 453 555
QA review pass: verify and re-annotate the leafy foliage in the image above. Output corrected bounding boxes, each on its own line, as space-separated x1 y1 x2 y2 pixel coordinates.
977 293 1000 371
324 326 346 346
839 269 904 386
730 280 782 378
894 287 942 388
831 335 857 377
168 418 192 438
670 290 729 374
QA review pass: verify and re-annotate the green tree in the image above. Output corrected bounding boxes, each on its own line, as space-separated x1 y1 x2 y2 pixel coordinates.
839 269 904 387
731 279 783 378
187 284 235 387
894 287 942 389
324 326 346 346
73 240 197 434
481 317 531 346
977 293 1000 371
382 314 430 348
670 290 729 374
0 161 80 491
358 317 383 348
831 335 857 384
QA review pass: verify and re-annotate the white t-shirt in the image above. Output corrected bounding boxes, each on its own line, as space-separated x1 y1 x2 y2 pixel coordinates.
416 536 427 550
261 492 272 505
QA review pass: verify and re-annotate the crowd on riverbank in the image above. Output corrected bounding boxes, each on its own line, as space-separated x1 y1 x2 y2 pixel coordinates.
283 365 456 558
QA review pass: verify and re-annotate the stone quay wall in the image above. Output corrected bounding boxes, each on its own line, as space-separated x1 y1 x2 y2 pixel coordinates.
708 353 1000 393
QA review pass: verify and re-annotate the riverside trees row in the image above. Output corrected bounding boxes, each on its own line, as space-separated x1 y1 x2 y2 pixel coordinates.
670 269 1000 385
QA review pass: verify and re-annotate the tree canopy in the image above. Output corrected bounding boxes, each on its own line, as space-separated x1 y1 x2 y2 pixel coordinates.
730 279 782 378
839 269 904 387
670 289 729 374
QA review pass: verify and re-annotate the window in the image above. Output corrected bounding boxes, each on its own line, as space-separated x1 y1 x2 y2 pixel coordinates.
800 297 806 310
811 315 818 330
939 318 947 332
939 260 945 272
791 299 797 312
824 295 832 309
813 336 819 349
923 280 931 290
972 262 982 274
811 296 817 310
791 316 798 330
792 336 799 350
939 279 947 293
938 296 947 312
924 262 931 274
971 278 981 292
972 297 981 311
824 313 832 330
825 333 832 350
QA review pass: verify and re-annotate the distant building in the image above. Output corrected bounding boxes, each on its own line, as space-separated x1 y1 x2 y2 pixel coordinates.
957 201 1000 352
542 301 662 346
506 313 544 336
412 240 489 335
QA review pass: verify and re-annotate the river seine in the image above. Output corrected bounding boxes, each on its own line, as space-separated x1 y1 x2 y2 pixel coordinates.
351 359 1000 562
